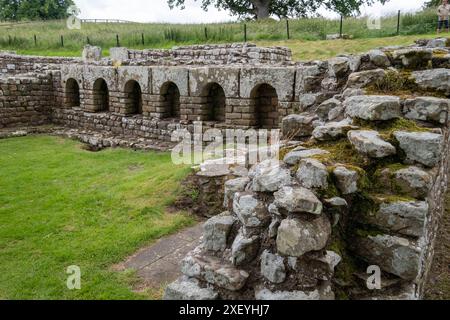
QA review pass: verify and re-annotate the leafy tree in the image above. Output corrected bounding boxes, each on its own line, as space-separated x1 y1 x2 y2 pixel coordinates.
0 0 75 21
424 0 441 8
0 0 20 20
167 0 389 19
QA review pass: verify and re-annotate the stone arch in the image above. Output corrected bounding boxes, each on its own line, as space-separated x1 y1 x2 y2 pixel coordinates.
124 80 143 115
202 83 226 122
93 78 109 112
65 78 80 108
160 81 180 118
250 83 279 129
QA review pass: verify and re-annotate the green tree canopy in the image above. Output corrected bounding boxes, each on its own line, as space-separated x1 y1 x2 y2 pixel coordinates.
168 0 389 20
0 0 75 21
424 0 442 8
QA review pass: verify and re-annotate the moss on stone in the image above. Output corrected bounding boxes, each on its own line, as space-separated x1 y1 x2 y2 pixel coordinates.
384 162 409 172
369 193 416 204
433 49 449 58
279 145 296 161
371 163 413 194
308 139 368 168
365 69 447 98
350 192 378 216
353 118 430 140
319 174 341 198
327 236 358 299
354 228 385 238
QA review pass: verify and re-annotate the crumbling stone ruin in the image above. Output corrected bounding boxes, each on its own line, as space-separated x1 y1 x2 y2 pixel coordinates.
1 37 450 300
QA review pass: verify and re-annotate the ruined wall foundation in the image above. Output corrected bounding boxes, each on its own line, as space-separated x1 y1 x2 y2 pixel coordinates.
1 38 450 300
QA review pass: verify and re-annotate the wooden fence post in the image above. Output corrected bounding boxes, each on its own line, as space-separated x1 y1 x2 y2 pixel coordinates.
286 19 290 39
244 24 247 42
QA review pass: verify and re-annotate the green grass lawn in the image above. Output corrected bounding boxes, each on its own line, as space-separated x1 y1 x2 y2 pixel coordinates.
0 135 195 300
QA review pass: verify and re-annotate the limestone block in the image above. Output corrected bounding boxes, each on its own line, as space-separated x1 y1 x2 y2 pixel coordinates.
151 66 189 96
283 148 330 166
273 186 323 215
411 68 450 95
233 192 270 228
240 67 296 101
333 166 360 195
344 95 401 120
348 130 396 158
203 212 236 252
189 67 240 98
164 276 218 300
403 97 450 124
394 131 443 167
277 215 331 257
231 231 260 266
117 66 151 92
82 45 102 62
181 248 249 291
346 69 386 88
260 250 286 284
354 234 421 281
296 158 329 189
250 160 292 192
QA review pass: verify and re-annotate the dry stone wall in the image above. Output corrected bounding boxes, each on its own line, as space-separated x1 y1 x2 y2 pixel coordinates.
110 43 292 66
163 38 450 300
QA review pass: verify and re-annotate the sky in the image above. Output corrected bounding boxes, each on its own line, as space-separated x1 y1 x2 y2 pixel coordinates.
74 0 429 24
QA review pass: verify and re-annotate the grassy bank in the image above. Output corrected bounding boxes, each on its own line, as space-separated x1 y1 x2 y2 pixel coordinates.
0 8 440 58
0 135 194 299
255 33 439 61
8 33 440 61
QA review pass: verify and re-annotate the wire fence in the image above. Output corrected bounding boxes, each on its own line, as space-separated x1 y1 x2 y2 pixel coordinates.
0 9 442 52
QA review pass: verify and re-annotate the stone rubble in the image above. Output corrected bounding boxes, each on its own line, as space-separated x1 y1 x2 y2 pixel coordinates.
162 37 449 300
344 95 402 120
347 130 396 158
394 131 443 167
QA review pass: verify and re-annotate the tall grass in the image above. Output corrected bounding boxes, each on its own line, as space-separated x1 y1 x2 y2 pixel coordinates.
0 8 440 56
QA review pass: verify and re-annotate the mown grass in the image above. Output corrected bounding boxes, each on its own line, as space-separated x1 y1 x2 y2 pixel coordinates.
0 8 441 58
0 135 194 300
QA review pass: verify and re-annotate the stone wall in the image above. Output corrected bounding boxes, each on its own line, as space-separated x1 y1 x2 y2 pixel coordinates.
51 108 180 142
110 43 292 66
0 73 54 128
54 64 298 130
164 38 450 300
0 52 78 76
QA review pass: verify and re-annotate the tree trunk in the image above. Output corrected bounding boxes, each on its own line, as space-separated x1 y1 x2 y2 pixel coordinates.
251 0 271 19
